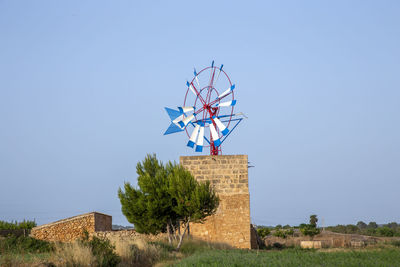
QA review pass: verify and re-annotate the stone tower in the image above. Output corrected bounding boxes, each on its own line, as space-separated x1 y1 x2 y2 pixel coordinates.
180 155 256 249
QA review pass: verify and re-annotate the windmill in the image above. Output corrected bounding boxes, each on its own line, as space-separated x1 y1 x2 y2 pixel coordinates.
164 61 246 155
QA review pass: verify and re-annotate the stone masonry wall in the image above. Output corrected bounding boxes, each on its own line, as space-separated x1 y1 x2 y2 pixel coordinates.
180 155 255 249
31 212 112 242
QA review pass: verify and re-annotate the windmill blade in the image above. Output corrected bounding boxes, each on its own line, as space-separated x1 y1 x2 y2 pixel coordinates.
172 114 185 125
195 124 205 152
213 116 229 136
218 84 235 99
186 81 197 96
209 124 221 147
187 124 200 148
164 122 184 135
165 107 183 121
194 68 200 87
178 106 195 113
216 100 237 107
214 64 223 84
178 113 195 128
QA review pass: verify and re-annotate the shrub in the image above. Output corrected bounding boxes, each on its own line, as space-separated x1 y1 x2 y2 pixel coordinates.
0 235 54 254
391 240 400 247
300 224 320 240
273 229 287 239
257 228 271 238
79 232 120 267
286 228 294 236
0 219 37 230
377 227 395 237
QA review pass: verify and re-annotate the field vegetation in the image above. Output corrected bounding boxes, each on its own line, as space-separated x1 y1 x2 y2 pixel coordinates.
256 218 400 239
326 221 400 237
172 247 400 267
1 230 400 266
0 220 36 230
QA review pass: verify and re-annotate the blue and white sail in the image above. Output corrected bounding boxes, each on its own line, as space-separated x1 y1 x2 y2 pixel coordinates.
214 64 223 84
194 69 200 87
186 81 197 96
216 100 236 107
217 84 235 99
187 124 200 148
212 116 229 136
195 124 205 152
178 113 195 128
164 107 185 135
209 123 221 147
178 106 194 113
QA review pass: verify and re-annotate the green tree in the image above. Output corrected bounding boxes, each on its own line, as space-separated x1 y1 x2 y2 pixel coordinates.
377 227 395 237
256 227 270 238
368 222 378 229
386 222 398 229
300 215 320 240
118 154 219 250
345 224 359 234
169 164 219 250
357 221 367 229
118 154 176 238
309 215 318 227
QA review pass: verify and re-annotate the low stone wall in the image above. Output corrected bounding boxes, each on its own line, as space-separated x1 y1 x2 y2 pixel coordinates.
264 231 380 248
300 240 331 249
31 212 112 242
91 230 167 242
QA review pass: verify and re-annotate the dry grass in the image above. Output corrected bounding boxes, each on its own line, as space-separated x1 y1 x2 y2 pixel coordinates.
54 241 95 266
110 236 165 267
1 236 232 267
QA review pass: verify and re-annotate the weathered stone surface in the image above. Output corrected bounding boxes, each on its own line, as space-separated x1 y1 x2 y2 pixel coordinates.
30 212 111 242
180 155 256 249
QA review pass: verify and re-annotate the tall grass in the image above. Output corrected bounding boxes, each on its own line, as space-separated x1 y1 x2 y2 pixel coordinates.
112 237 166 267
55 242 95 266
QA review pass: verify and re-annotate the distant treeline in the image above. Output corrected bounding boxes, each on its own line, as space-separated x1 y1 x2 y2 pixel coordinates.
326 221 400 237
256 219 400 238
0 220 37 230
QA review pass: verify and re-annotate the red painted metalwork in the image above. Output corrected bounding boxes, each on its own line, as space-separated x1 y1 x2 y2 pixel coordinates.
183 64 235 155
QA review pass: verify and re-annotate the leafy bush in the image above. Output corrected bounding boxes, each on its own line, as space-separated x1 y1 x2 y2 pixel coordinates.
300 224 320 239
80 232 120 267
377 227 395 237
391 240 400 247
273 229 288 239
0 219 37 230
286 228 294 236
0 235 54 253
257 228 271 238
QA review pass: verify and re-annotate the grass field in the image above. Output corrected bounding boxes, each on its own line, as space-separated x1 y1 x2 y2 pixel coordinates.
1 236 400 267
171 248 400 267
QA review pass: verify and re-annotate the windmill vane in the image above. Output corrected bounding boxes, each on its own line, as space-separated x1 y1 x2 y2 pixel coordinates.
164 61 246 155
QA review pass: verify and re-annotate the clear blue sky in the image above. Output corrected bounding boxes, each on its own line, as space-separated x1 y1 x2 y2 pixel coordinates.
1 0 399 227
